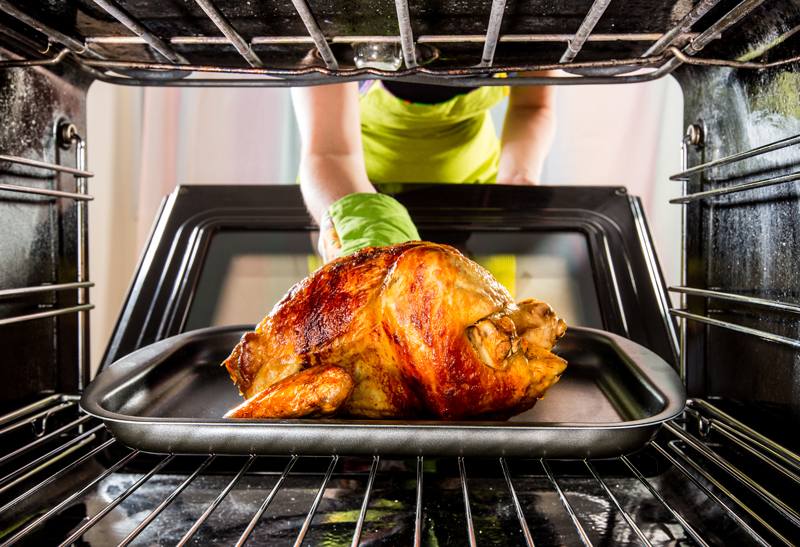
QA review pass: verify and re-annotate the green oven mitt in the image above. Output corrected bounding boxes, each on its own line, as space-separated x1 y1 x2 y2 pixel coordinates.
319 193 420 262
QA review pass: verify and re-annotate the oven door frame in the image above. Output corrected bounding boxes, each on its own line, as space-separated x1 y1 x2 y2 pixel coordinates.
100 184 678 371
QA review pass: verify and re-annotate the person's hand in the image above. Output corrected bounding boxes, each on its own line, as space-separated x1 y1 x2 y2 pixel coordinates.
495 167 543 186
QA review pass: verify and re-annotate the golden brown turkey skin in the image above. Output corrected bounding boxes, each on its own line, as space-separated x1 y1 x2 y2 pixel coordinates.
223 241 567 421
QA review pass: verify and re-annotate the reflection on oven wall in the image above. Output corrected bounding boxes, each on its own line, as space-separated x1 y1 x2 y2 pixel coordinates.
86 78 684 377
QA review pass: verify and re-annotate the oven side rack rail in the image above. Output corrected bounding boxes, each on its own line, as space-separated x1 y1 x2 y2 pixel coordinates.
0 396 797 547
668 126 800 381
0 129 95 391
0 0 793 87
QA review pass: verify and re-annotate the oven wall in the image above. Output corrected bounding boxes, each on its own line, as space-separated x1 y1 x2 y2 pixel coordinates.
675 16 800 430
0 47 91 411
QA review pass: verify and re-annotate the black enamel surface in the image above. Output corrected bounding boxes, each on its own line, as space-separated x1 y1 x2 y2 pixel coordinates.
0 45 92 412
674 6 800 429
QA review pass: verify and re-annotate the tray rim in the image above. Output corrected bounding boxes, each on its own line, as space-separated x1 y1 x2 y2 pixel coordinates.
81 324 686 431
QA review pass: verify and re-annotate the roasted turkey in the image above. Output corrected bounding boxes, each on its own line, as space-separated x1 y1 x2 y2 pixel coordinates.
223 241 567 421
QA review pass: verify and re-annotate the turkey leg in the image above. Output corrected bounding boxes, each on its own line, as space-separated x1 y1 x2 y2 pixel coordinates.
224 364 355 419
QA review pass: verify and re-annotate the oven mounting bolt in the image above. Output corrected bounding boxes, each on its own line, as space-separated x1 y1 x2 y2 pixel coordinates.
685 123 703 148
58 122 78 149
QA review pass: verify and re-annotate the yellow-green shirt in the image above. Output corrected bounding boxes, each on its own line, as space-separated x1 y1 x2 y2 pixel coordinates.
359 81 507 189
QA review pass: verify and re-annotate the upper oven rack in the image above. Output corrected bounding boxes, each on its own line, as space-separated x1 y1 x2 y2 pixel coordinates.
1 395 798 546
0 0 796 87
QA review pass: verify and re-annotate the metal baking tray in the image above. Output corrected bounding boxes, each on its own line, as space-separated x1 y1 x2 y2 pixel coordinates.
81 325 685 459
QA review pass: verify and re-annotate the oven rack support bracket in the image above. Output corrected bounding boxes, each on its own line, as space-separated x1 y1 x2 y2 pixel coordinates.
676 123 704 382
0 123 94 392
669 126 800 356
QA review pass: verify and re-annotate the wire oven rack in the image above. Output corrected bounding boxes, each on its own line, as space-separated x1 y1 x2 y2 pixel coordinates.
0 395 798 546
2 2 800 546
0 0 798 87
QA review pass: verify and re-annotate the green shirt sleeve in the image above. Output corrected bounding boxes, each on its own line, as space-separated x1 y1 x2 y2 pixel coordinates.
327 193 421 258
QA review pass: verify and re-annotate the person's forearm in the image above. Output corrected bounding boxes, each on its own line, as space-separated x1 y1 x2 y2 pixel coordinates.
299 153 375 224
497 102 556 185
497 74 557 185
292 83 374 224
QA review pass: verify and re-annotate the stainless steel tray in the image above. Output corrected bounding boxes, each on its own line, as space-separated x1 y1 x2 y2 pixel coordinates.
81 325 685 459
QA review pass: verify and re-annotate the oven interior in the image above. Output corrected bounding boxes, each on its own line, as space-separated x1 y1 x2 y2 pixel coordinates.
1 0 800 545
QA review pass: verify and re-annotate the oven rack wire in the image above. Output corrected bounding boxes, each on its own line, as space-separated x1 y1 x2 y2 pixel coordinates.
0 0 797 87
0 396 797 546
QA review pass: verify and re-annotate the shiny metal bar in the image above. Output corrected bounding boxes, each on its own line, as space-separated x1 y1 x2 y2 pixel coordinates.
118 455 216 547
688 0 767 52
710 422 800 485
670 308 800 350
351 456 379 547
414 456 423 547
499 458 534 547
78 51 668 78
0 423 102 491
0 442 135 547
669 286 800 314
665 422 800 527
73 132 89 391
677 130 693 382
59 454 176 547
620 455 711 547
0 414 92 467
670 170 800 203
0 395 62 428
0 153 94 177
710 418 800 475
0 182 94 201
657 441 782 547
0 401 75 437
394 0 417 68
0 439 122 516
584 460 653 547
0 436 95 497
458 458 478 547
0 46 71 68
670 134 800 181
0 1 102 59
235 456 298 547
293 456 339 547
0 282 93 299
541 459 593 547
689 398 800 471
644 0 723 56
177 455 257 547
479 0 506 67
0 303 94 327
560 0 613 63
194 0 263 67
289 0 338 69
88 32 698 45
90 0 188 64
89 67 672 87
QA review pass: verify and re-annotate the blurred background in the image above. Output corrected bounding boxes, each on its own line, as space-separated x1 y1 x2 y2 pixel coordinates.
86 76 684 375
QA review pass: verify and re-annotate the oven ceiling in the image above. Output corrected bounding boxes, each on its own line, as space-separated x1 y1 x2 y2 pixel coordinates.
0 0 770 70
